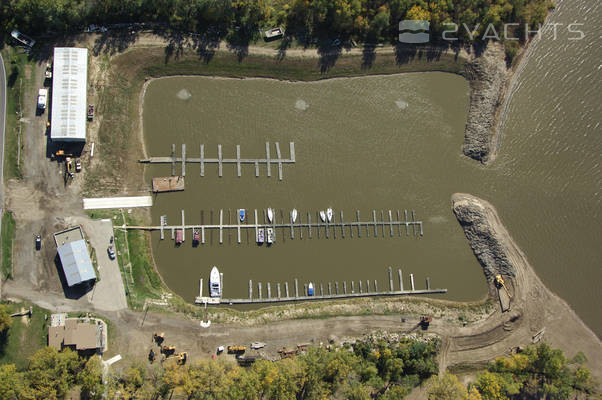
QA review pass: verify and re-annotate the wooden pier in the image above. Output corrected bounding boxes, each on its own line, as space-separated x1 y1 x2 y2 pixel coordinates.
122 208 424 245
139 142 296 180
195 268 446 304
152 176 185 193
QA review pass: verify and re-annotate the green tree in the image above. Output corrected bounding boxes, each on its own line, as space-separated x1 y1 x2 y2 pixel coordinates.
79 355 104 400
427 373 468 400
0 304 12 333
0 364 23 400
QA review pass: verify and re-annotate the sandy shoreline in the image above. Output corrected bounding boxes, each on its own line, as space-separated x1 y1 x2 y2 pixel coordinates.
449 193 601 379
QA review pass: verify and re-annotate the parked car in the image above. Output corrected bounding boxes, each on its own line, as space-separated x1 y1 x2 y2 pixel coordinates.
37 89 48 110
107 245 116 259
35 235 41 250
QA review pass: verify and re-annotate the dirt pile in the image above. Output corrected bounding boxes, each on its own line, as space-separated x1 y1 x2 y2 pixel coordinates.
462 44 507 163
451 194 515 280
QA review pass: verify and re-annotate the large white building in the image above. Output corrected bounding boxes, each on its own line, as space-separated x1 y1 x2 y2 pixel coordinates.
50 47 88 142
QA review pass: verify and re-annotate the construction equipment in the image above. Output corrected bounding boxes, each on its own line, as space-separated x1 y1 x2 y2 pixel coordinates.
495 275 512 299
250 342 265 350
420 316 433 329
176 352 188 365
227 345 246 354
153 332 165 344
277 347 298 359
161 345 175 356
55 150 72 157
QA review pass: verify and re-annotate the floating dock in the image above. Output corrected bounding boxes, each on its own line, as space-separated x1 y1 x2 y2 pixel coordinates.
152 176 185 193
139 142 295 181
195 267 446 304
120 208 424 245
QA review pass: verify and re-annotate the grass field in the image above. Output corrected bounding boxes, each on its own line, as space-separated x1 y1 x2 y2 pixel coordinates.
1 211 16 279
0 302 50 369
1 47 33 180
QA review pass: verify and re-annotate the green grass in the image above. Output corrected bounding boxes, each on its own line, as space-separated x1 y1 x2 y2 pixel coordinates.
88 210 164 310
1 211 16 279
0 302 50 369
1 47 33 180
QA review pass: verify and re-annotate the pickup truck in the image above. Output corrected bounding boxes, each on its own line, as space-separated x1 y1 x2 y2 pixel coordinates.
37 89 48 110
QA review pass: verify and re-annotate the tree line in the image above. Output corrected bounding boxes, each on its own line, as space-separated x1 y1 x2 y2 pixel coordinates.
2 0 553 46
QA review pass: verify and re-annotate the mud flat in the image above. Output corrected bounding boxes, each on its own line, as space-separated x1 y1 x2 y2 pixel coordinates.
447 193 601 379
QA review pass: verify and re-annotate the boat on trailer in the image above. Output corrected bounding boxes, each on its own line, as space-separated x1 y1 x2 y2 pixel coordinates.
319 210 326 222
209 266 221 297
291 208 298 223
239 209 246 222
267 208 274 223
326 208 333 222
257 228 265 244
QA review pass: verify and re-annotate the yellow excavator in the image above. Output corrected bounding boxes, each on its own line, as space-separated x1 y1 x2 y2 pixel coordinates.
495 274 512 299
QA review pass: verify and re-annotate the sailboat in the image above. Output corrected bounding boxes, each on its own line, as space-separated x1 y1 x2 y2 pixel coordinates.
209 266 221 297
319 210 326 222
326 208 333 223
291 208 298 223
239 209 246 222
267 208 274 223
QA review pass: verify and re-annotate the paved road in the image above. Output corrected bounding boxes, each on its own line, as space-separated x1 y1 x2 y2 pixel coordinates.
0 51 6 298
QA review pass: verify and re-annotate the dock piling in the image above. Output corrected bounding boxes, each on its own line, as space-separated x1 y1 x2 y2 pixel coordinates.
218 144 223 177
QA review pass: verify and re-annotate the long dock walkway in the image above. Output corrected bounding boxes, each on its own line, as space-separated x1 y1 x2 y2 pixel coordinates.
195 268 446 305
139 142 295 180
119 208 424 244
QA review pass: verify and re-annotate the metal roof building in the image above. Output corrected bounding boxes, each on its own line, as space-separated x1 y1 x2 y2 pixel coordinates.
50 47 88 142
57 239 96 286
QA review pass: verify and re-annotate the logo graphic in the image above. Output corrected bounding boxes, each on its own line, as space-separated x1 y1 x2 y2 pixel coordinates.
399 20 430 43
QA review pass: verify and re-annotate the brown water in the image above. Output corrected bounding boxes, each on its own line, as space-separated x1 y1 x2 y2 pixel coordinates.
144 4 602 337
144 73 490 307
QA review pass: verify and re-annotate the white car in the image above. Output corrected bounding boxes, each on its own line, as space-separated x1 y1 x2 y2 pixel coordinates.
37 89 48 110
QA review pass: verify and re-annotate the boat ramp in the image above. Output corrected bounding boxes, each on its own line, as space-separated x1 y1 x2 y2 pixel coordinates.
195 267 446 305
139 142 295 180
120 208 424 244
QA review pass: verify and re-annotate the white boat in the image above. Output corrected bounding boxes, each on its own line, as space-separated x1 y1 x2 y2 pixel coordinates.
326 208 333 222
267 208 274 223
319 210 326 222
239 209 245 222
291 208 298 223
257 228 265 244
209 266 221 297
266 227 275 244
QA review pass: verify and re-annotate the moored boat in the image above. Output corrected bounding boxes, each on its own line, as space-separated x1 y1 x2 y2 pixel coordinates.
239 209 246 222
291 208 298 223
308 282 314 296
266 227 275 244
209 266 221 297
257 228 265 244
267 208 274 223
193 229 200 244
176 229 183 245
319 210 326 222
326 208 333 222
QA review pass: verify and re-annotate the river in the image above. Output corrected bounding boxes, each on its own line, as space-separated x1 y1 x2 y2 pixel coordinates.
143 0 601 337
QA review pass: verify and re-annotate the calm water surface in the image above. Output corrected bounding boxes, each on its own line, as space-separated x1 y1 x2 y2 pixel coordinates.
144 0 601 336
